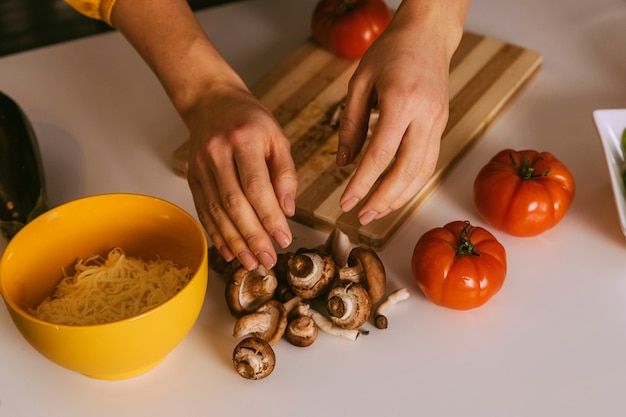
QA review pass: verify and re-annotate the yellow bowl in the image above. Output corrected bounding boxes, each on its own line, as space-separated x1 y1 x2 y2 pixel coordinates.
0 193 208 380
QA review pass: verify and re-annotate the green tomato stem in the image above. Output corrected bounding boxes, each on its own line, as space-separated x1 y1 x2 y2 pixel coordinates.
509 151 551 180
456 221 480 258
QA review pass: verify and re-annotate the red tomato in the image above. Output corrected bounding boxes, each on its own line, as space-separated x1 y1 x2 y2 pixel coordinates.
311 0 391 60
411 221 507 310
473 149 576 237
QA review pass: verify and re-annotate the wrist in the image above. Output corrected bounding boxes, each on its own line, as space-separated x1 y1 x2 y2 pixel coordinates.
394 0 470 60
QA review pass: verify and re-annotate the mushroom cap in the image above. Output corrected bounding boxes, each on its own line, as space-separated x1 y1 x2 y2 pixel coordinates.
285 315 318 347
232 336 276 380
225 265 278 317
233 300 288 346
326 280 371 330
347 247 386 304
287 250 335 299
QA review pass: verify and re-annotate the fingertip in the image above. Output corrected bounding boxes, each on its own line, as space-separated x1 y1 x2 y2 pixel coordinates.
271 229 292 249
340 196 360 213
219 245 236 263
256 251 277 270
237 250 259 271
375 207 392 219
336 145 351 166
358 210 378 226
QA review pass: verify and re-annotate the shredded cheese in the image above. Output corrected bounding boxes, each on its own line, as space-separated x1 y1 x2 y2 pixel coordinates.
30 247 192 325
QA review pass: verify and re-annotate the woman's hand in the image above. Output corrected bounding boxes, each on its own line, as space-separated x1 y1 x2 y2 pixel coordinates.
336 0 470 225
111 0 298 271
185 83 298 271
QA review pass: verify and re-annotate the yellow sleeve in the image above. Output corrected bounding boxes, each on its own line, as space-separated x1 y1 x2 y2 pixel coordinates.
64 0 118 26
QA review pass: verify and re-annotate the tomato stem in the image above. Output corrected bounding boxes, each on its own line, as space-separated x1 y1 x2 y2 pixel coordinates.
509 151 551 179
456 221 479 258
337 0 357 14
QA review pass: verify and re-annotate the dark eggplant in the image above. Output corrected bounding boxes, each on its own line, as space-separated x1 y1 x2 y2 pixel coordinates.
0 91 47 241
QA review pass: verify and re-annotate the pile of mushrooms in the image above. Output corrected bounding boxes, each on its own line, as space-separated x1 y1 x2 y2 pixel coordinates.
210 228 410 380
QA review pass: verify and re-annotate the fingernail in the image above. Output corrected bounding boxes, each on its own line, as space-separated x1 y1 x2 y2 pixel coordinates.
336 145 350 166
375 208 392 219
219 245 235 262
282 194 296 217
272 230 292 249
237 250 258 271
359 210 379 226
256 251 276 270
341 197 360 212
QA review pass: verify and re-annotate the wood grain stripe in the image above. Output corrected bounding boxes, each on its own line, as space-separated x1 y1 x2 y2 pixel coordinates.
449 36 504 99
450 32 485 71
445 43 525 137
281 60 357 142
252 39 329 101
272 56 353 126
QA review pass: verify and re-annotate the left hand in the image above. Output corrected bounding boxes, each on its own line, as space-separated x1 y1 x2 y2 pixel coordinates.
336 1 467 225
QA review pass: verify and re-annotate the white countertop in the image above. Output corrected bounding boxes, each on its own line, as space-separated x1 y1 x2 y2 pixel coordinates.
1 0 626 416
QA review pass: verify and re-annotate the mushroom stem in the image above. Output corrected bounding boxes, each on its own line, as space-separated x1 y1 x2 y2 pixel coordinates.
232 300 288 345
319 227 352 267
233 312 273 338
283 296 303 315
337 246 387 305
374 288 410 329
294 303 360 342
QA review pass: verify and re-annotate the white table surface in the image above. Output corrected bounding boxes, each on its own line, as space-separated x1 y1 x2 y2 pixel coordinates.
1 0 625 416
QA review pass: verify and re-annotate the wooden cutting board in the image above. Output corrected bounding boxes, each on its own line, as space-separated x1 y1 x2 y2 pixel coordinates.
172 31 542 249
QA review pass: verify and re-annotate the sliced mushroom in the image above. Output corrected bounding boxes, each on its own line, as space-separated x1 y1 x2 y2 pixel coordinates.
233 299 288 346
285 315 318 347
337 246 386 304
225 265 278 317
317 227 352 267
286 250 335 299
326 280 371 330
232 336 276 380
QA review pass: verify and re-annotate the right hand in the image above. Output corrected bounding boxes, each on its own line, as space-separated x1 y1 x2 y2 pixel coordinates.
184 82 298 271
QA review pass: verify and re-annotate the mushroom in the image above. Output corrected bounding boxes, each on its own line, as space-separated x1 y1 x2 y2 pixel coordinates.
337 246 386 304
232 336 276 380
326 280 371 330
225 265 278 317
317 227 352 267
282 295 303 315
273 252 296 302
233 299 288 346
294 303 361 341
285 315 318 347
286 250 335 299
209 245 241 278
374 287 410 329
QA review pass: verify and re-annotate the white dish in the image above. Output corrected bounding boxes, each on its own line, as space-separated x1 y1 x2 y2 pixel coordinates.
593 109 626 236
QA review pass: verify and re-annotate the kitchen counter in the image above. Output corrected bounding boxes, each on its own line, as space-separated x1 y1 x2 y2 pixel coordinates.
1 0 625 416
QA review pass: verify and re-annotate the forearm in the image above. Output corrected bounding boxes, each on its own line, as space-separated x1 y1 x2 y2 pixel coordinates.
110 0 247 120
